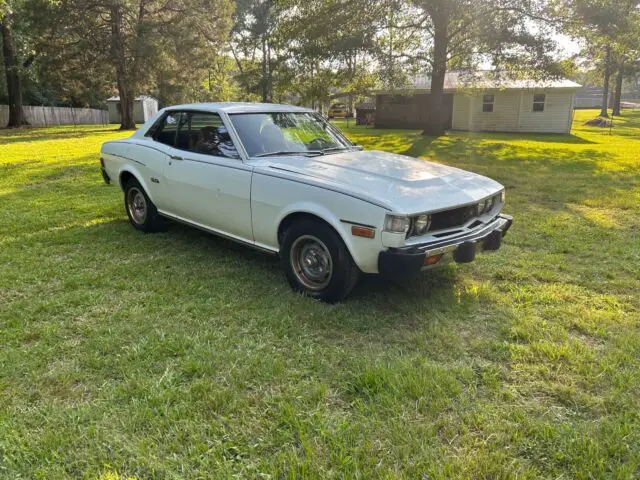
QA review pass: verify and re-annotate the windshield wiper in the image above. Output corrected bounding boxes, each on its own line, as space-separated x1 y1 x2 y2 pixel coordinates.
321 146 354 154
254 150 324 158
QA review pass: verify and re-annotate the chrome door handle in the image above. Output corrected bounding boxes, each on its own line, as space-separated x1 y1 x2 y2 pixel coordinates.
170 154 183 161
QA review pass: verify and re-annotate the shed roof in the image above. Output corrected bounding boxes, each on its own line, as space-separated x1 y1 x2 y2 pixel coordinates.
379 71 581 94
163 102 312 114
106 95 157 102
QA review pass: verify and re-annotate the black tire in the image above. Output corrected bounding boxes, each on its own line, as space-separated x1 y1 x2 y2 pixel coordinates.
281 219 360 302
123 177 164 232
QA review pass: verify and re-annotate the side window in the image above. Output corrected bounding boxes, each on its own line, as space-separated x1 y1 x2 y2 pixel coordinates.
533 93 545 112
153 113 180 146
181 112 240 159
175 113 191 150
482 94 494 113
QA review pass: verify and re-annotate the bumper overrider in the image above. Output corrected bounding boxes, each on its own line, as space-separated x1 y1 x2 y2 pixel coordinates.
378 214 513 278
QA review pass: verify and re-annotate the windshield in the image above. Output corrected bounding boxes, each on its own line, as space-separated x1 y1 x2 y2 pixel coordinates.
228 112 353 157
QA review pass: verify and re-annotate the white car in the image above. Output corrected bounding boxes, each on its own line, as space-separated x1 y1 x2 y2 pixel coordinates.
100 102 512 301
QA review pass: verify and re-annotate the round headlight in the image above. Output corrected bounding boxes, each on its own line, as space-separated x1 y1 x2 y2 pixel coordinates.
413 214 431 236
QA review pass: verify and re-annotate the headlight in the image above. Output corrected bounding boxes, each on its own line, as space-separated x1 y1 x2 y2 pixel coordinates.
384 215 410 233
500 190 506 203
476 202 485 215
413 214 431 236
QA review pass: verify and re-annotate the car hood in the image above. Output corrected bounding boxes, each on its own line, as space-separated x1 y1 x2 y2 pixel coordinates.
253 150 503 213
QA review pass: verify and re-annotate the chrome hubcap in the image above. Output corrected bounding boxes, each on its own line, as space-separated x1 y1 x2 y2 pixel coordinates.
290 235 333 291
127 188 147 225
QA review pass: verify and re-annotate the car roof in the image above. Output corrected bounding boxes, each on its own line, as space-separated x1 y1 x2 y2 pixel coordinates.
164 102 313 114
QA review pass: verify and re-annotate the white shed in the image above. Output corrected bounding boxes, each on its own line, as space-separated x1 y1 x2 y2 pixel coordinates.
376 72 582 134
106 95 158 124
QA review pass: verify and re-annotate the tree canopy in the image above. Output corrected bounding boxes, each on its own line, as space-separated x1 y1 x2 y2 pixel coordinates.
0 0 638 129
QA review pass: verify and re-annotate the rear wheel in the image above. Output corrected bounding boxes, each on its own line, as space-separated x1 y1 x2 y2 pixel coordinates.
281 220 360 302
124 177 164 232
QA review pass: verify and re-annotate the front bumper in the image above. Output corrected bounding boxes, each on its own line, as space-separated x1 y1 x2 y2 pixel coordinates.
101 167 111 184
378 214 513 278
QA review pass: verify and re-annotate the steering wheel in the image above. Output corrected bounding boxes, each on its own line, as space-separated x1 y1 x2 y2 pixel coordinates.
307 137 332 150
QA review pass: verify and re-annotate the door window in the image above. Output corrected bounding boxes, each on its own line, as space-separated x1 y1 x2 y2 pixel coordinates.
153 113 181 146
176 112 240 159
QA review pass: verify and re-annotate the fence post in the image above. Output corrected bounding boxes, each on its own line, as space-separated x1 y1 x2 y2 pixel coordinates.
42 105 47 127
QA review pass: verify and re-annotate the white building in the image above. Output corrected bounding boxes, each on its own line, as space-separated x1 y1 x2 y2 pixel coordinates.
375 72 582 134
106 95 159 124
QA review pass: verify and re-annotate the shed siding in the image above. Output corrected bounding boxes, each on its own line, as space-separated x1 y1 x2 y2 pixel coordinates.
516 91 574 133
453 91 520 132
452 90 574 134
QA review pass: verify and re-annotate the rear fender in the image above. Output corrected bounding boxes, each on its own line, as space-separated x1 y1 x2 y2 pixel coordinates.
119 165 156 205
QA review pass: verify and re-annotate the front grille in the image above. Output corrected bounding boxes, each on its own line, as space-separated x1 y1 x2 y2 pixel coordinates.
429 205 477 231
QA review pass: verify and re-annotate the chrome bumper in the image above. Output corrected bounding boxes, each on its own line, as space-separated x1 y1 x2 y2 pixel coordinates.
378 214 513 278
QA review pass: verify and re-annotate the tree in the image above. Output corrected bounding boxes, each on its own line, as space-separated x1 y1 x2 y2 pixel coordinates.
45 0 233 129
383 0 563 136
274 0 384 112
0 2 30 127
611 15 640 115
231 0 286 103
555 0 640 117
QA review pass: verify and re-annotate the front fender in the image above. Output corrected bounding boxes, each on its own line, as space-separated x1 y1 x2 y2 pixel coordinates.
277 201 351 245
275 201 384 274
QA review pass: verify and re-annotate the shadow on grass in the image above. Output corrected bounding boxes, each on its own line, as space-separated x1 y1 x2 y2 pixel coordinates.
2 202 483 341
0 126 121 145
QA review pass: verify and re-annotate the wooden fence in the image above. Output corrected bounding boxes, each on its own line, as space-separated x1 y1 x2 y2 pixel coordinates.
0 105 108 127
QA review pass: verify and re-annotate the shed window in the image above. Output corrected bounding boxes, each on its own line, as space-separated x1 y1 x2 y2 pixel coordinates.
482 94 494 112
533 93 545 112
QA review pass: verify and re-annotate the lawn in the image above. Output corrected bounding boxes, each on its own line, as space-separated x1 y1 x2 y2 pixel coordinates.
1 110 638 479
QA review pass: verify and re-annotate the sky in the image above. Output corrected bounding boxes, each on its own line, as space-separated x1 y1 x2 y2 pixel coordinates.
554 33 582 58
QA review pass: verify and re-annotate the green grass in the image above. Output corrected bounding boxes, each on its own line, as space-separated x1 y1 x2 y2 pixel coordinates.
1 110 639 479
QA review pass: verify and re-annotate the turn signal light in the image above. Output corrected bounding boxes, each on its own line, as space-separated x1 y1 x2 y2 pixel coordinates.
351 226 376 239
424 254 443 266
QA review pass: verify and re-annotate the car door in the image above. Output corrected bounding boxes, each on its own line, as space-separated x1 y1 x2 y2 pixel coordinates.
130 111 180 209
161 110 253 242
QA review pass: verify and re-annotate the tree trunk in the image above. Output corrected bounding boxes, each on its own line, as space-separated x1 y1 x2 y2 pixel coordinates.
422 4 448 136
347 53 355 116
261 36 269 103
612 64 624 116
267 41 273 103
600 45 611 118
110 5 136 129
0 16 28 128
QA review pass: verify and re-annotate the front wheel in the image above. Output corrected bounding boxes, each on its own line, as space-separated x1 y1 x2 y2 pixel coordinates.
281 220 360 302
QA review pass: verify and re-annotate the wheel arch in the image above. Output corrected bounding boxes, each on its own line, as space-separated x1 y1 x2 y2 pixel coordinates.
276 206 356 262
118 167 156 204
